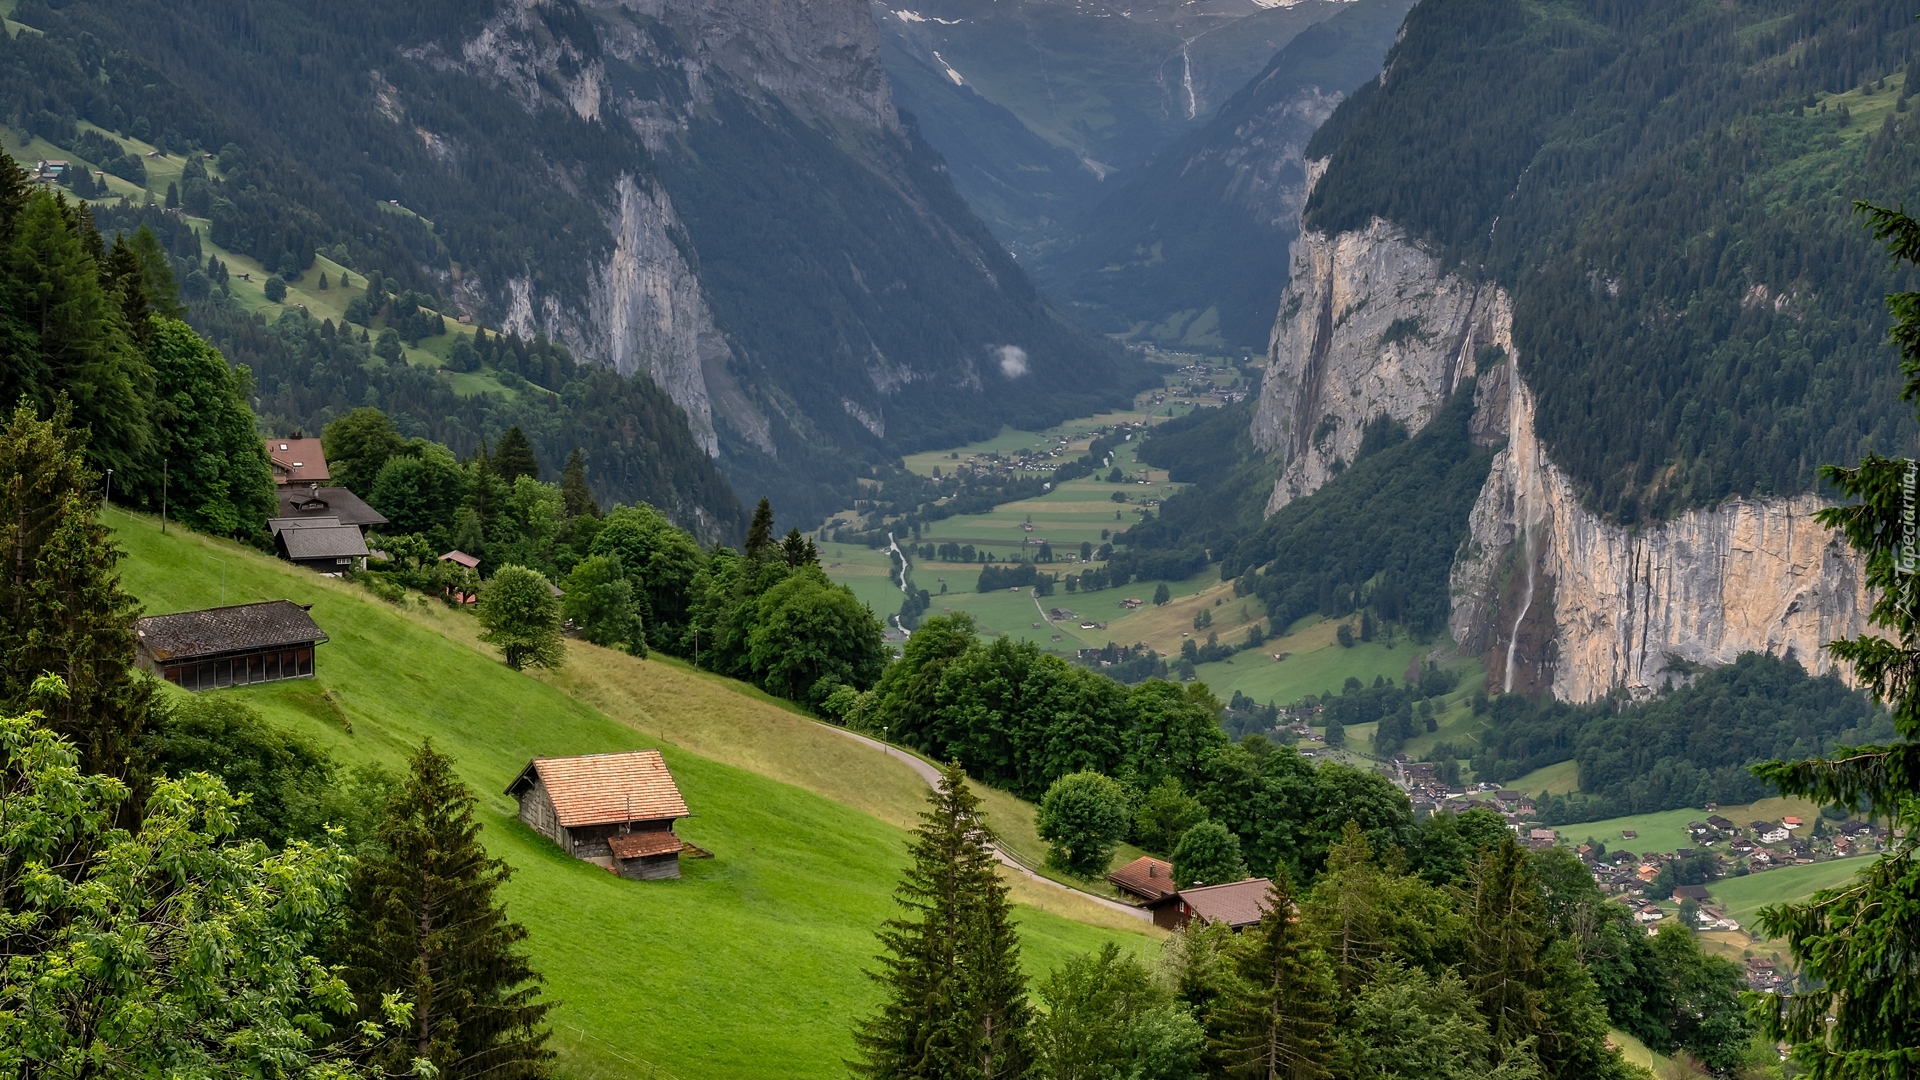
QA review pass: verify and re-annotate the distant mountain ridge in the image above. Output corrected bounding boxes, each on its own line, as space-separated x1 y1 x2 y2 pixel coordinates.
4 0 1150 527
872 0 1367 254
1030 0 1413 349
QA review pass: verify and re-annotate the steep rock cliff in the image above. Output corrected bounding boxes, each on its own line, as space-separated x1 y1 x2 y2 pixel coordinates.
442 0 1144 522
1450 364 1870 702
1253 220 1869 700
1251 217 1503 514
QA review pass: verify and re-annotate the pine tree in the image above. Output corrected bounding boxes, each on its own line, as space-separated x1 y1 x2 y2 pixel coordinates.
852 763 1032 1080
0 401 155 782
1460 838 1548 1050
1216 870 1337 1080
492 425 539 483
559 448 598 520
744 496 775 560
346 740 554 1080
1749 202 1920 1079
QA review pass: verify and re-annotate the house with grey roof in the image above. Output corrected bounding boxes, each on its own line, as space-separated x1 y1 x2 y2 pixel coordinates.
134 600 328 692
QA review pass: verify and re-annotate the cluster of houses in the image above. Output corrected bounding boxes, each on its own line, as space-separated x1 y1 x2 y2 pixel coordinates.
1106 856 1275 932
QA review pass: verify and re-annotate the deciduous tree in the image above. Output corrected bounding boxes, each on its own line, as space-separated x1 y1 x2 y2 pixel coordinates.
1037 770 1131 877
478 564 564 669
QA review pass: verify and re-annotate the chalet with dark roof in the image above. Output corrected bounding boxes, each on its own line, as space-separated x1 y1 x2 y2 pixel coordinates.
275 522 370 573
134 600 327 691
507 750 693 879
275 484 388 533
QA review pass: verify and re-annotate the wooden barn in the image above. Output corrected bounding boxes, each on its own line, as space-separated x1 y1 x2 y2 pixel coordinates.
506 750 693 880
134 600 327 691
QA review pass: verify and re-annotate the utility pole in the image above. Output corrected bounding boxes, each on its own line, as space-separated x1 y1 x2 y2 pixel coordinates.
102 468 112 510
160 461 167 534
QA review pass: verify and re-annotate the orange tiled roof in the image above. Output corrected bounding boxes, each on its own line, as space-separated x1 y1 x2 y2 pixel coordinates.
1108 856 1178 902
507 750 689 827
1179 878 1274 928
265 438 330 484
608 831 685 859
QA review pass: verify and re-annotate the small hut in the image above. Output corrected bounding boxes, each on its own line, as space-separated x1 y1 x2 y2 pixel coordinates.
506 750 693 879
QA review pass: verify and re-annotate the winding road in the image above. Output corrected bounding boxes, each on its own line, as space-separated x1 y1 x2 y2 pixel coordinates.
822 724 1151 921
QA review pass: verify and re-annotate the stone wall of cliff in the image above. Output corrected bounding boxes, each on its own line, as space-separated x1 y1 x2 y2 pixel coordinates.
1254 219 1870 700
1251 216 1504 514
1450 362 1870 702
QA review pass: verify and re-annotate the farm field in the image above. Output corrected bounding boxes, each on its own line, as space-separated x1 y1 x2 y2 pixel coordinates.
1706 857 1877 937
1190 615 1460 709
1551 796 1828 857
110 511 1155 1080
1502 758 1581 797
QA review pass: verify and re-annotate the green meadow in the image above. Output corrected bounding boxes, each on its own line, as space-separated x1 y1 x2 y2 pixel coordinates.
110 511 1155 1079
1706 858 1876 937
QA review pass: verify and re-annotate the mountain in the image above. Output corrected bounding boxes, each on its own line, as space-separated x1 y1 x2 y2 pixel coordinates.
1125 0 1918 701
1030 0 1413 350
872 0 1367 253
3 0 1151 528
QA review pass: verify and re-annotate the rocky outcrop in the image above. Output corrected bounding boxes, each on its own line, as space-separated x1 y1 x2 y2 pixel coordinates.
604 0 900 133
579 174 730 457
1450 364 1870 701
1252 217 1504 513
1252 219 1870 700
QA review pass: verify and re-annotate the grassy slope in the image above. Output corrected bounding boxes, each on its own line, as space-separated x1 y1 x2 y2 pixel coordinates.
1706 858 1877 938
110 512 1154 1079
1554 796 1827 856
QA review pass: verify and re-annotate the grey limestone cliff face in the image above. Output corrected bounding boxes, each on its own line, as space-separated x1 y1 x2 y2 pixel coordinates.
1251 217 1503 513
610 0 901 134
1449 364 1870 702
1253 219 1869 699
1209 87 1344 229
457 0 907 460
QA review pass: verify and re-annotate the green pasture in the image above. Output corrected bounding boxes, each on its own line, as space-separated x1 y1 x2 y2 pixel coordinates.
110 512 1153 1079
1706 858 1876 937
1557 795 1826 858
1502 758 1581 796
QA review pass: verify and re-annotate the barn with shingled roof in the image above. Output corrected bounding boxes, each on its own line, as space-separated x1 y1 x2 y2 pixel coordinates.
506 750 694 880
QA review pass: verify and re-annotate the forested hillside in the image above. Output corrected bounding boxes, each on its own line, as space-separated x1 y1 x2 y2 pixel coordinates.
0 0 1150 527
1034 0 1414 349
1302 0 1920 524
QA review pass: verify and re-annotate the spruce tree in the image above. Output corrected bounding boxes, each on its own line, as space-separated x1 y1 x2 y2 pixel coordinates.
1460 838 1547 1050
559 448 598 520
1216 870 1337 1080
852 763 1032 1080
744 496 775 560
1749 202 1920 1078
346 740 553 1080
492 425 539 483
6 189 153 482
0 401 155 782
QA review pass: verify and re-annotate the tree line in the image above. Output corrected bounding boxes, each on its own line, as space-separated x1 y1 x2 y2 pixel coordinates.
852 767 1763 1080
332 415 888 711
1469 652 1891 825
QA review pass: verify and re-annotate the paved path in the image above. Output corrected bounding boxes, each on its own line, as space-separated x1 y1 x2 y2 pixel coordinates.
822 724 1152 922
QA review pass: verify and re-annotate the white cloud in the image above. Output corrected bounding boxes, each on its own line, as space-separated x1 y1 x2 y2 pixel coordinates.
996 345 1029 379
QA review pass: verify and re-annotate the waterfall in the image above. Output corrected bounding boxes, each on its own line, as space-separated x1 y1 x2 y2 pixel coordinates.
1503 361 1535 693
